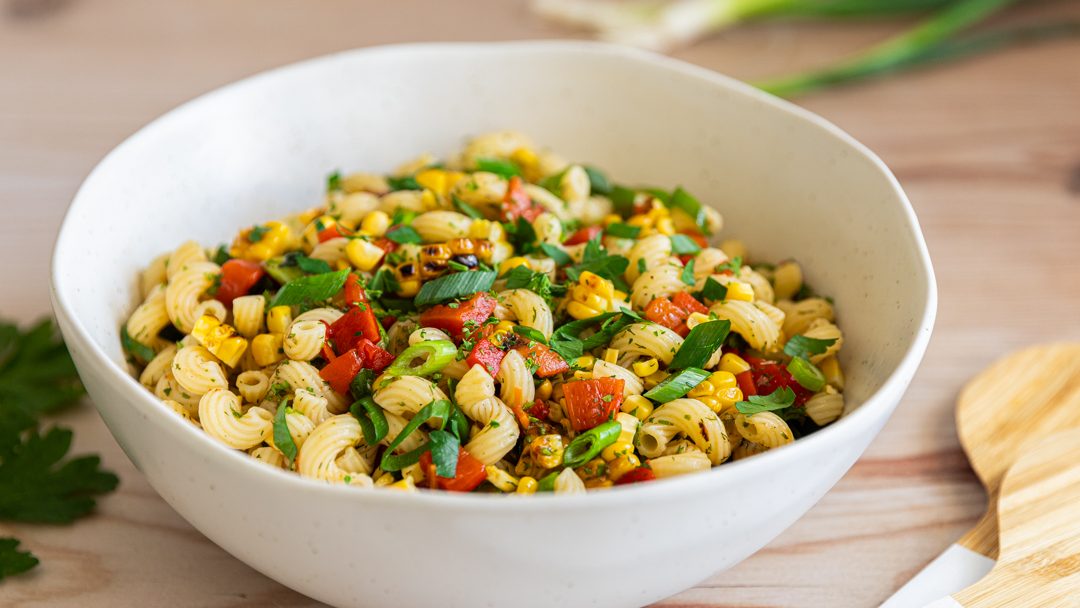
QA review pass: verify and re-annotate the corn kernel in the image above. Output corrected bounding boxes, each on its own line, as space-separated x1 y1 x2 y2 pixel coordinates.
708 371 738 390
251 333 285 367
266 306 293 335
346 238 386 272
447 238 475 256
655 217 676 235
573 370 593 380
359 211 391 237
530 435 565 469
190 315 249 368
627 215 651 228
607 454 641 482
720 353 751 375
622 395 654 421
632 358 659 377
397 279 421 297
234 221 292 262
689 381 715 398
601 441 634 462
302 215 338 248
819 356 845 390
415 169 449 197
420 189 438 210
389 476 417 492
604 348 619 364
686 312 711 329
567 301 602 320
510 147 538 172
373 472 395 487
537 379 553 401
613 290 627 301
643 370 669 390
725 282 755 302
516 476 538 495
574 355 595 370
689 372 743 413
499 256 530 275
602 214 622 226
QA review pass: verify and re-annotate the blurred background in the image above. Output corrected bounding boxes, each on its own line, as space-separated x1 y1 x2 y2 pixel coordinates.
2 0 1078 606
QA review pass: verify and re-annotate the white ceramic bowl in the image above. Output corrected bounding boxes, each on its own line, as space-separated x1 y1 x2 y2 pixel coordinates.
51 41 936 608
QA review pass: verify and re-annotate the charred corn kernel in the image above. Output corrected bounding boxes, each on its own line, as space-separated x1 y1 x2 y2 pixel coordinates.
234 221 291 261
654 217 676 235
397 279 421 297
530 435 565 469
251 333 285 367
622 394 654 421
720 353 752 375
420 244 452 279
725 282 755 302
686 312 711 330
358 210 391 237
447 238 475 256
469 219 505 243
485 465 519 492
632 358 659 377
191 315 248 368
601 441 635 462
389 476 417 492
689 371 742 413
567 301 602 320
302 215 338 248
573 370 593 380
420 189 439 210
474 239 495 263
819 356 845 390
585 478 615 490
604 348 619 364
345 238 386 271
574 355 595 370
578 458 608 481
395 262 418 281
608 454 641 481
266 306 293 335
643 370 669 390
516 476 538 495
537 379 553 401
499 256 530 275
603 214 622 226
720 239 747 261
580 271 615 299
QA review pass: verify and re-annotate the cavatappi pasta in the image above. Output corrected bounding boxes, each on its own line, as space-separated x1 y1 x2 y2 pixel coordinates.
122 131 848 494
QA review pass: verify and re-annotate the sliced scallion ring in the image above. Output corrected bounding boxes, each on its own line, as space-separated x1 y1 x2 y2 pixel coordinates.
787 356 826 392
385 340 457 377
562 420 622 468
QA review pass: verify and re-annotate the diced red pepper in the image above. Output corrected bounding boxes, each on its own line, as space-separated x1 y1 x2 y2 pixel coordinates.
356 338 394 373
372 238 397 267
343 272 364 307
467 338 505 376
214 259 265 305
319 349 364 395
644 297 690 337
514 343 570 378
563 225 603 246
744 355 813 405
380 314 397 330
525 398 550 422
615 467 656 485
736 369 756 398
419 293 497 340
328 305 381 355
681 230 709 249
321 342 336 362
419 448 488 492
563 378 625 432
317 224 350 243
672 292 708 316
501 176 544 222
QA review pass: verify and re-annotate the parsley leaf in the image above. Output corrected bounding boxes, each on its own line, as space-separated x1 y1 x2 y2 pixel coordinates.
326 170 342 193
0 320 84 417
605 223 641 239
272 405 298 464
583 166 612 195
121 325 156 364
784 335 839 360
539 243 571 267
716 256 743 276
670 234 702 255
503 266 566 306
669 187 709 233
427 429 460 478
270 268 350 308
565 239 629 282
512 325 548 345
668 320 731 370
385 225 423 245
697 277 728 301
609 185 637 217
248 225 270 243
295 255 332 275
503 217 538 254
475 157 521 179
386 175 422 191
548 310 641 361
0 537 38 580
681 259 696 286
735 387 796 415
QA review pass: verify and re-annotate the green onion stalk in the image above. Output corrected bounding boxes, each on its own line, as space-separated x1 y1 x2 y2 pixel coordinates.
531 0 957 51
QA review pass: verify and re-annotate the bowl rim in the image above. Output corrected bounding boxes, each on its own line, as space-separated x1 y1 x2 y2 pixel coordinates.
51 39 937 511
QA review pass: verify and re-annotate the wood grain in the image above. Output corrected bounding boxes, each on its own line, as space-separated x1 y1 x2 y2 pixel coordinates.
955 344 1080 560
1 0 1079 606
954 429 1080 608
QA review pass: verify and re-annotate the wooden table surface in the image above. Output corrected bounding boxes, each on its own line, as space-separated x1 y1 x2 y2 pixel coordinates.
2 1 1079 606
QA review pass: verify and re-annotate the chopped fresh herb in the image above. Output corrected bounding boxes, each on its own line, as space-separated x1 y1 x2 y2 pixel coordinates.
642 187 672 204
670 234 702 255
452 195 484 219
669 187 709 233
0 320 85 417
269 268 350 308
583 166 612 195
390 208 417 227
211 245 231 265
272 404 298 463
784 335 838 360
698 277 728 301
548 310 642 361
414 271 497 307
565 240 629 282
637 258 647 274
475 157 521 178
326 170 342 193
263 254 305 285
605 222 641 239
488 420 500 428
512 325 548 345
681 259 696 286
427 429 460 478
539 243 571 266
716 256 743 276
668 320 732 370
0 538 39 581
503 217 538 254
386 175 422 191
609 185 637 217
121 325 157 364
247 225 270 243
385 225 423 245
503 265 566 306
736 387 797 415
380 399 455 471
295 255 332 275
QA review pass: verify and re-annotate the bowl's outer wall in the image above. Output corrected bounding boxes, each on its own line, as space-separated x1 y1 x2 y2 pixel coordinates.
52 43 934 608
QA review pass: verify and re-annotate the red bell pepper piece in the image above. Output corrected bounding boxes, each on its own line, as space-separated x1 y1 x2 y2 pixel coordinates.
681 230 709 249
214 259 265 305
419 448 488 492
525 398 550 422
317 224 350 243
343 272 365 308
419 293 497 340
563 225 603 246
672 292 708 316
329 305 381 355
744 355 813 405
501 176 543 222
467 338 505 376
736 369 756 398
514 343 570 378
615 467 656 485
562 378 625 431
357 338 394 373
319 349 364 395
644 297 690 337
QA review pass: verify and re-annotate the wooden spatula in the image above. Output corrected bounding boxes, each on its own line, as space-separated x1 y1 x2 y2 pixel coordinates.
926 427 1080 607
882 343 1080 607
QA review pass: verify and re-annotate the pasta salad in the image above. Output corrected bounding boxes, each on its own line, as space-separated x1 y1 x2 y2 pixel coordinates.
122 131 846 494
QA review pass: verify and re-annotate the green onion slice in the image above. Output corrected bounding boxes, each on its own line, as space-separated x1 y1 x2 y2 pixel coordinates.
385 340 457 377
350 397 389 445
380 399 454 471
563 420 623 468
537 470 560 492
787 356 826 392
643 367 710 403
668 320 731 370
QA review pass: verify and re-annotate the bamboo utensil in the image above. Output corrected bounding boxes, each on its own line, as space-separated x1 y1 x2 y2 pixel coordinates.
926 428 1080 607
882 343 1080 606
